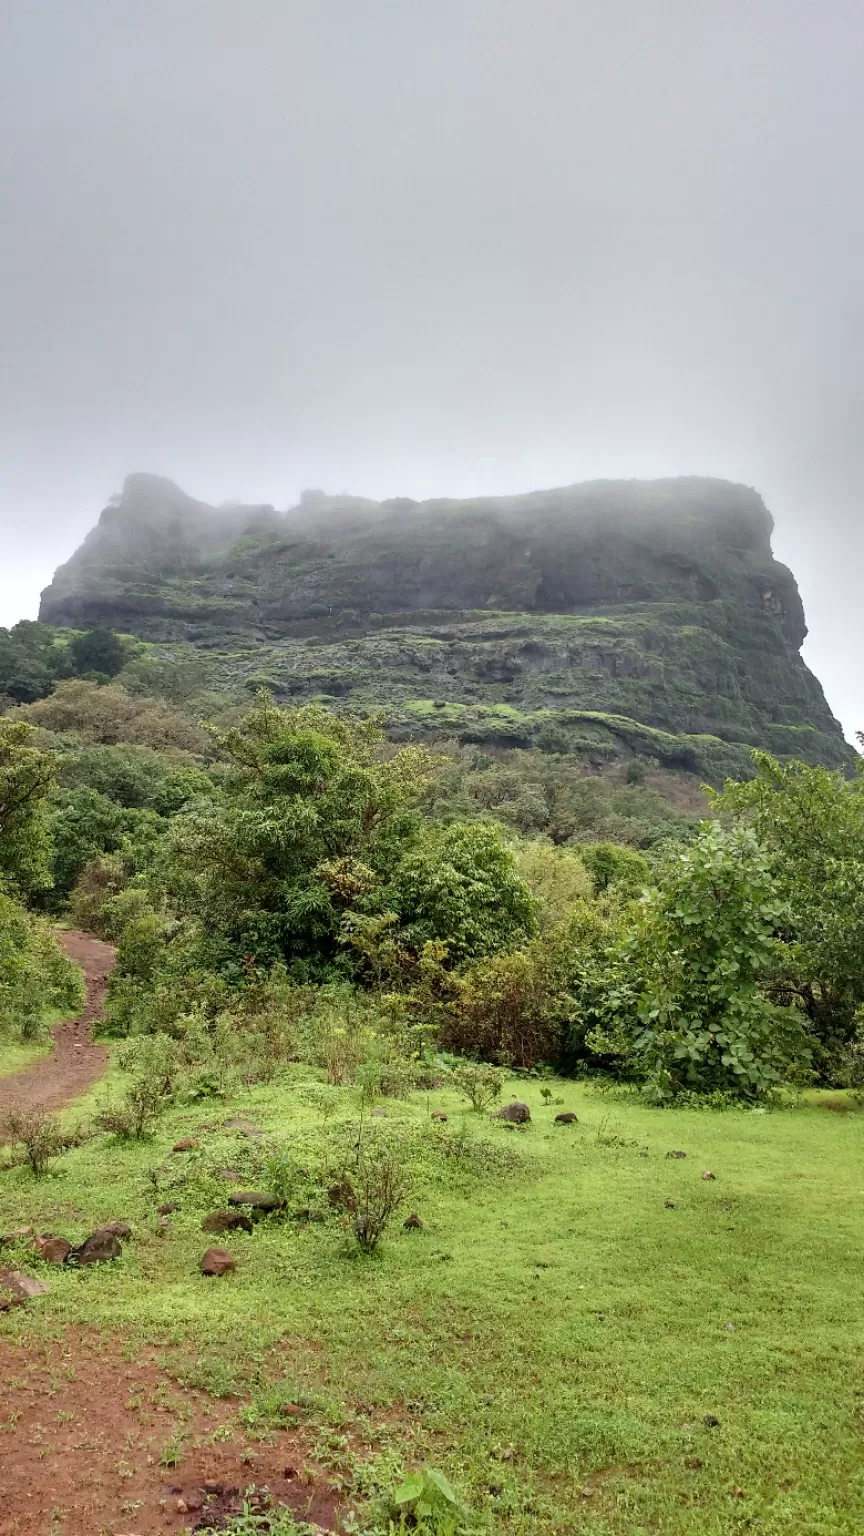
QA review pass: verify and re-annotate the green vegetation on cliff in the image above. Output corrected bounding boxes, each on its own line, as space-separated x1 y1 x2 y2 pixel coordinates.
37 472 852 777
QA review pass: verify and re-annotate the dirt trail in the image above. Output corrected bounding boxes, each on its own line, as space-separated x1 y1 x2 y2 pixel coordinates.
0 930 114 1115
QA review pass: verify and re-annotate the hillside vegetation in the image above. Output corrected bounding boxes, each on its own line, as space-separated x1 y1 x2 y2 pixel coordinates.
37 473 852 779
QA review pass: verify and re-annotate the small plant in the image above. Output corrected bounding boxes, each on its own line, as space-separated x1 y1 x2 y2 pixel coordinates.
370 1468 479 1534
0 1108 67 1176
540 1085 553 1104
349 1143 409 1255
450 1061 505 1114
94 1033 179 1139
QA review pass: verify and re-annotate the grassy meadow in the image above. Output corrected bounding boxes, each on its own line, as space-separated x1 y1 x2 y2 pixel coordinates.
2 1069 863 1534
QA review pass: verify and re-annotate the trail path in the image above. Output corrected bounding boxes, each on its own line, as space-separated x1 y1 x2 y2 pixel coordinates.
0 931 114 1114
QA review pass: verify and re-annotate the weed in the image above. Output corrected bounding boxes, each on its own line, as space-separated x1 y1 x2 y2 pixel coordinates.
346 1142 410 1255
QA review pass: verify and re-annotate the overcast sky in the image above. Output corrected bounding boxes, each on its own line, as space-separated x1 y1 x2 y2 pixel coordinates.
1 0 862 738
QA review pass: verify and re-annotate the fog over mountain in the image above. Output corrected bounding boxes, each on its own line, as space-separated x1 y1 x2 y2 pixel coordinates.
1 2 862 740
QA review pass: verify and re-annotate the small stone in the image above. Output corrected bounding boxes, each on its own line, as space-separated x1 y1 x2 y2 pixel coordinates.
157 1203 178 1216
227 1191 280 1211
102 1220 133 1238
176 1500 188 1515
217 1168 241 1181
328 1179 356 1211
200 1247 236 1277
554 1112 578 1124
36 1236 72 1265
666 1150 687 1159
172 1138 198 1152
371 1109 388 1118
684 1457 703 1470
664 1200 677 1209
579 1486 595 1498
723 1322 737 1332
403 1212 423 1230
639 1147 650 1157
69 1229 122 1265
223 1118 263 1136
702 1414 720 1428
495 1101 531 1124
430 1111 448 1122
701 1170 717 1181
202 1210 253 1235
157 1216 171 1230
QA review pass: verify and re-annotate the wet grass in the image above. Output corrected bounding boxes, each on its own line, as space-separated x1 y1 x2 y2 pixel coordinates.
2 1073 864 1533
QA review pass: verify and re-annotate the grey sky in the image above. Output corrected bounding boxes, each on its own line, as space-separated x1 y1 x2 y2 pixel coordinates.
1 0 862 738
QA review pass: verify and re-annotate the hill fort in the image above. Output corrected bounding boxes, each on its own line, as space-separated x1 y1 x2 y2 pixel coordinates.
39 472 850 779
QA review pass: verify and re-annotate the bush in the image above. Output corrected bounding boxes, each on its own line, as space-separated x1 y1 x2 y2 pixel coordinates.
449 1061 505 1112
587 823 812 1101
347 1141 410 1254
94 1034 181 1138
0 893 85 1043
1 1109 68 1175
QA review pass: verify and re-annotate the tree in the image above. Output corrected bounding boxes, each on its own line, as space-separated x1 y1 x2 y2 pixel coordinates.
713 753 864 1074
384 821 536 962
0 720 55 895
589 823 810 1101
150 698 433 976
66 627 128 678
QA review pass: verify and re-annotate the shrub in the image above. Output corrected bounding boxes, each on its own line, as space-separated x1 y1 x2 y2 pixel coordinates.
449 1061 505 1112
94 1034 180 1138
1 1108 67 1175
348 1142 409 1254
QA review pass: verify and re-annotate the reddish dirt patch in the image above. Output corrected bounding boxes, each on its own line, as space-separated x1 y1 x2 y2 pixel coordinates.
0 1330 341 1535
0 932 114 1116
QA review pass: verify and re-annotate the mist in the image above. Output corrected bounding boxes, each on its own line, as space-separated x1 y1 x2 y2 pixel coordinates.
1 0 862 738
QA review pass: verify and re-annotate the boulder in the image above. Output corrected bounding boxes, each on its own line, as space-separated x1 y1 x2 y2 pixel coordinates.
202 1210 253 1235
69 1228 122 1265
35 1235 72 1264
0 1269 50 1303
403 1212 423 1230
495 1102 531 1124
201 1247 236 1277
554 1112 578 1125
172 1138 198 1152
227 1191 280 1211
102 1220 133 1238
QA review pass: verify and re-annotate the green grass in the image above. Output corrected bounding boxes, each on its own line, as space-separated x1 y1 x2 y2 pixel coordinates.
3 1073 864 1533
0 1035 51 1077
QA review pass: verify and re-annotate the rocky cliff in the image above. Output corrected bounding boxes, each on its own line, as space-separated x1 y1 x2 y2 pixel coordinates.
40 472 851 776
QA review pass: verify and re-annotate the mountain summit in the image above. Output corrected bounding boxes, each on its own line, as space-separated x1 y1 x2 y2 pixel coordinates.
39 474 850 776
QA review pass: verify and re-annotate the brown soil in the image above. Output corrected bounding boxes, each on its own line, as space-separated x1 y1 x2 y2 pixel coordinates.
0 931 114 1115
0 1330 340 1534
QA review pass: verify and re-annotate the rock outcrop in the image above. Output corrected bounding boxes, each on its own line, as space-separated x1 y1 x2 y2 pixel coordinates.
39 473 851 774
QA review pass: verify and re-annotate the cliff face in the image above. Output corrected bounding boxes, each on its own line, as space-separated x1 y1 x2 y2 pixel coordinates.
39 473 850 773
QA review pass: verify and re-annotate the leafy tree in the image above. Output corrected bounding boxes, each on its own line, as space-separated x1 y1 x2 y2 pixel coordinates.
15 679 210 753
0 719 55 895
56 742 214 814
148 698 433 977
44 786 164 903
714 753 864 1073
384 821 536 963
580 841 650 896
588 823 810 1101
66 627 128 678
